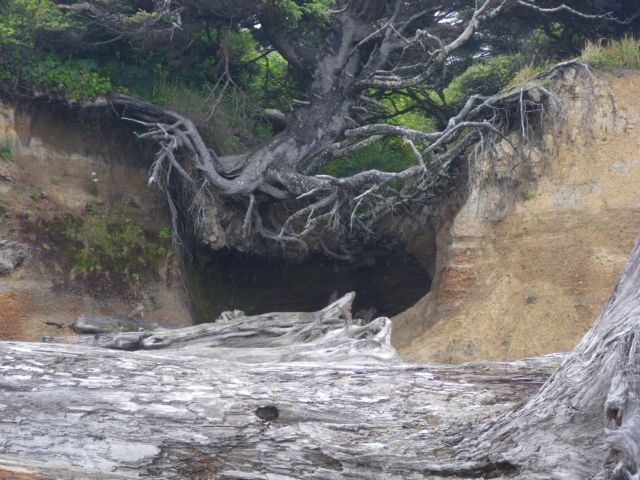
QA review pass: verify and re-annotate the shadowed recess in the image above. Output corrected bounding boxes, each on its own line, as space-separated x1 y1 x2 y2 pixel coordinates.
187 248 432 322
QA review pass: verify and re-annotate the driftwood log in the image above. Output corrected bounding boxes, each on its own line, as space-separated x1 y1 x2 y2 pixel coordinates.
2 238 640 478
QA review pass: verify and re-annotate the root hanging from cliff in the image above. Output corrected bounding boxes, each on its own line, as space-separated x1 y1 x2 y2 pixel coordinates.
468 61 612 217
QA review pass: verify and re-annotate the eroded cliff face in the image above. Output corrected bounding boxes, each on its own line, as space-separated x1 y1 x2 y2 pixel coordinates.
0 100 436 337
394 68 640 362
4 67 639 358
0 101 191 340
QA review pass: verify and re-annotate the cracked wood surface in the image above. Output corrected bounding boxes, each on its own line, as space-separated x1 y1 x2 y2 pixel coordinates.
0 293 560 479
0 341 559 479
3 232 640 479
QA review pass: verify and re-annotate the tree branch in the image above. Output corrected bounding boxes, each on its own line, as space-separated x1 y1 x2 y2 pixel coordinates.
516 1 620 22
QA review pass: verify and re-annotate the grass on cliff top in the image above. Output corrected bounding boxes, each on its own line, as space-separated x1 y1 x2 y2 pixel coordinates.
503 61 554 91
580 36 640 71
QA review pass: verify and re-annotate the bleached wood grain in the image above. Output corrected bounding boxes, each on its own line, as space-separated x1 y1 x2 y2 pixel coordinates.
3 238 640 479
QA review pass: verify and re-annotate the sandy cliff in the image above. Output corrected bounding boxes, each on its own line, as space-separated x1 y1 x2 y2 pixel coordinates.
395 68 640 362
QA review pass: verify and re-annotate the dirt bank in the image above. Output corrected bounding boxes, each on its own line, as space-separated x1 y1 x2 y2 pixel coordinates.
394 68 640 362
0 101 191 340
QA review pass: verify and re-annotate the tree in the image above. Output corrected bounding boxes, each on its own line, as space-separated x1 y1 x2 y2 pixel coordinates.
1 0 632 260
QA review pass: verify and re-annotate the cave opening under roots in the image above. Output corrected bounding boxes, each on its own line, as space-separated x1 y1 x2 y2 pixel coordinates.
186 246 433 323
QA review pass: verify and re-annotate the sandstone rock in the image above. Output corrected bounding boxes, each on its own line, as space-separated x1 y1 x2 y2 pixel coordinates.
394 69 640 363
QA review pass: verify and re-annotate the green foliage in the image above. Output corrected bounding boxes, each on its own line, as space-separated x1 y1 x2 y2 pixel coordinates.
0 135 15 161
244 51 299 109
23 56 112 100
580 36 640 71
62 204 169 287
504 61 554 90
390 110 438 133
99 53 168 99
522 190 536 201
521 23 584 60
268 0 334 25
156 227 170 257
444 55 525 106
0 1 112 99
84 200 97 214
323 139 416 178
225 29 261 64
0 0 69 48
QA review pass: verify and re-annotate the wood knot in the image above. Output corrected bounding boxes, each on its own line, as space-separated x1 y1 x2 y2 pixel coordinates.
255 405 279 422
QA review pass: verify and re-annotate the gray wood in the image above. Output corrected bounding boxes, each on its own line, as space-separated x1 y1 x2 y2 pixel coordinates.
71 315 181 334
0 341 559 479
3 239 640 478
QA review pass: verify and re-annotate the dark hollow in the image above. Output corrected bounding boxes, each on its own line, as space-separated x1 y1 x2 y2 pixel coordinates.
255 405 279 422
187 247 432 323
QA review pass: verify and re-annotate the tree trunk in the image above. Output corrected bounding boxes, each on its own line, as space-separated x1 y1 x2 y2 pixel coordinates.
3 238 640 479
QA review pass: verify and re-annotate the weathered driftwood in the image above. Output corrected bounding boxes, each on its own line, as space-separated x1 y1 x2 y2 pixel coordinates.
0 342 559 479
71 315 182 334
3 239 640 478
42 293 388 363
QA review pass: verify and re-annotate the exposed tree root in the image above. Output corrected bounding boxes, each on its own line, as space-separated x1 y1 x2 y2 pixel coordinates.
103 62 592 258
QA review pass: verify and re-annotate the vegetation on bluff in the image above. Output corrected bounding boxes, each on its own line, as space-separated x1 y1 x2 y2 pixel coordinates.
1 1 639 259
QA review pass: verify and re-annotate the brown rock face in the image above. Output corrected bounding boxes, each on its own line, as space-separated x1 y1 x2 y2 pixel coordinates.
394 69 640 363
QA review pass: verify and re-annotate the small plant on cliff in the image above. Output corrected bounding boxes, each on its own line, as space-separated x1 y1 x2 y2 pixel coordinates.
580 36 640 71
504 61 554 91
62 204 169 290
445 55 525 106
0 136 15 161
0 194 7 216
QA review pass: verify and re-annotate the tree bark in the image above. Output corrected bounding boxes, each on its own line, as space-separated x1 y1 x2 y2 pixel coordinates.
95 0 533 256
3 237 640 479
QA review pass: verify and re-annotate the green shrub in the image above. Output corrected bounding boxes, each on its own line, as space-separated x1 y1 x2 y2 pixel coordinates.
23 56 112 100
387 105 438 133
580 36 640 71
0 0 69 48
323 138 417 178
62 204 169 287
444 55 524 106
0 135 15 161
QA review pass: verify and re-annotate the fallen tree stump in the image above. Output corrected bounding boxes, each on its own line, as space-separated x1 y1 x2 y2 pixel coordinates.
3 239 640 478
